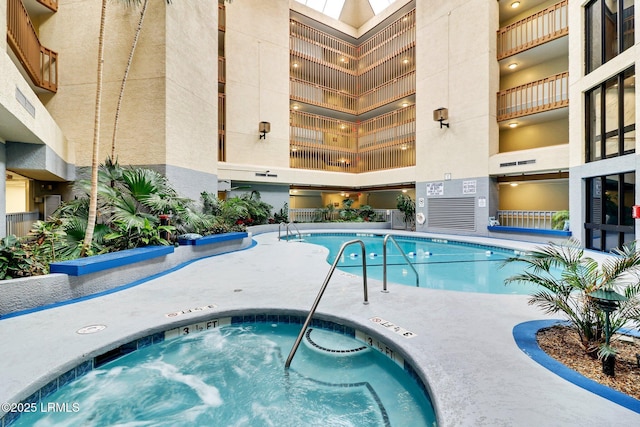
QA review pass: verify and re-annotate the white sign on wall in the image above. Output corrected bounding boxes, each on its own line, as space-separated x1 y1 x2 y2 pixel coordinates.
463 180 477 194
426 182 444 196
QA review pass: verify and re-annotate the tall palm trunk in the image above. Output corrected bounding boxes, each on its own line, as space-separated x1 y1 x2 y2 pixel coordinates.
111 0 149 160
82 0 108 257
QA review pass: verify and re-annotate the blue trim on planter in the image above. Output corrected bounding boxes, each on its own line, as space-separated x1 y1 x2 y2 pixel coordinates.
0 239 258 321
178 231 249 246
488 226 572 237
49 246 175 276
513 319 640 414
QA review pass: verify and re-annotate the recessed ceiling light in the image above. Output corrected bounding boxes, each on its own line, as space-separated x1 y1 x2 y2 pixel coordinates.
511 1 520 8
292 104 299 110
508 63 518 70
403 58 409 64
402 102 409 107
510 182 519 187
293 63 299 68
509 122 518 128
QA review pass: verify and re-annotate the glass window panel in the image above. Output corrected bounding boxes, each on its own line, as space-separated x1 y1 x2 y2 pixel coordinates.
590 229 602 250
622 0 635 51
622 172 635 225
604 77 620 157
323 0 345 19
588 87 602 161
305 0 326 11
624 232 636 247
605 231 621 251
623 69 636 152
604 0 619 62
605 174 619 224
369 0 395 15
587 0 603 72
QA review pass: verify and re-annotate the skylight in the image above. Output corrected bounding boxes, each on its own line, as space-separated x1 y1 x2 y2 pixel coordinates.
295 0 346 20
294 0 398 21
368 0 397 15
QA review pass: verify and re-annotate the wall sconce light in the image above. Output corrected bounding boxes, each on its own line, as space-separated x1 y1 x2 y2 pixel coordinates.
259 121 271 139
433 108 449 128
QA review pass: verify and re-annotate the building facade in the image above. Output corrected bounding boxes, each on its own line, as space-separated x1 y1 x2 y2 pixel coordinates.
0 0 636 251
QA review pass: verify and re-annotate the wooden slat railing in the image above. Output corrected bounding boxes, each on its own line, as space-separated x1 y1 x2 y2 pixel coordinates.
37 0 58 12
497 0 568 60
218 56 225 83
218 93 226 162
7 0 58 92
497 71 568 121
219 3 225 31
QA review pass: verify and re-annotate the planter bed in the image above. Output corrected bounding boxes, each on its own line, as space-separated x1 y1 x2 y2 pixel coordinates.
0 232 253 318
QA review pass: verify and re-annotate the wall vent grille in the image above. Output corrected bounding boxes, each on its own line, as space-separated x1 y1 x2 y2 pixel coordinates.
427 197 476 231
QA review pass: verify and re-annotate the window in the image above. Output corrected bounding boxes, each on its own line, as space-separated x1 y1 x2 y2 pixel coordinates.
585 67 635 162
585 0 635 73
586 172 636 251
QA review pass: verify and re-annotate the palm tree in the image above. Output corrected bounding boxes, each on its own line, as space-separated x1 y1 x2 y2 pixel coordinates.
111 0 172 160
82 0 108 257
503 239 640 358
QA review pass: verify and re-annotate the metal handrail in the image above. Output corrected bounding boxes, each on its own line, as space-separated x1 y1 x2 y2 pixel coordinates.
382 234 419 292
285 239 368 369
278 221 301 241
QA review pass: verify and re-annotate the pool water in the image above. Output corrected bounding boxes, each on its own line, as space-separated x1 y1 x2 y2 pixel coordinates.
12 323 436 427
293 233 537 294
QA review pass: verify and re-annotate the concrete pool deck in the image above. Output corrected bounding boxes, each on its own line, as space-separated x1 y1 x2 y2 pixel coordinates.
1 230 639 426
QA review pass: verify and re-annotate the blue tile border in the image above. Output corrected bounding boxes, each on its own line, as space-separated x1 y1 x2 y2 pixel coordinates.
513 319 640 414
488 225 572 237
292 232 519 255
1 312 430 427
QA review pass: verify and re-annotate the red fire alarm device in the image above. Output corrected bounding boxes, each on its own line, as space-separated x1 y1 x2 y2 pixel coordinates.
633 205 640 219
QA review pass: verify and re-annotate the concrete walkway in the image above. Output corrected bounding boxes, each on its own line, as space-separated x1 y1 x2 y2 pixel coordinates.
1 230 639 426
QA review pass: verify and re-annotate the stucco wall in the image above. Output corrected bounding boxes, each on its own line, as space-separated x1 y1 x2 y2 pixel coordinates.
225 0 291 169
415 0 498 183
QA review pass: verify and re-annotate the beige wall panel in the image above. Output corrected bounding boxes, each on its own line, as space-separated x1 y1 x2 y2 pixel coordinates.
43 0 170 168
225 0 290 168
500 55 568 90
0 1 6 51
499 117 569 152
107 78 167 165
415 0 496 183
499 181 569 211
0 53 72 163
165 0 218 174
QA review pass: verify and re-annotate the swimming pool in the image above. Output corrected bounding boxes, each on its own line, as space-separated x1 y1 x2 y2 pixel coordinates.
9 318 436 426
289 233 536 294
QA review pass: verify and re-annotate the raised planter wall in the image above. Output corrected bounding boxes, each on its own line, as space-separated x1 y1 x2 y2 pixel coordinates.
0 232 252 318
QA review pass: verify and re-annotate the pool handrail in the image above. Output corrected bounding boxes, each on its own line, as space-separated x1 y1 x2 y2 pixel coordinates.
383 234 419 291
285 239 368 369
278 221 302 241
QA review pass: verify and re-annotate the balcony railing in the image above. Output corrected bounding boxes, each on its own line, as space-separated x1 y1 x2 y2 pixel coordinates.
5 211 39 238
7 0 58 92
36 0 58 12
497 71 568 121
496 210 562 230
218 56 225 83
289 208 390 223
218 93 225 162
497 0 568 60
219 3 225 30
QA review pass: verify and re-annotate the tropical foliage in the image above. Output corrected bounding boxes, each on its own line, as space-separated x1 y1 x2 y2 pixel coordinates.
0 160 282 279
503 239 640 357
396 194 415 229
